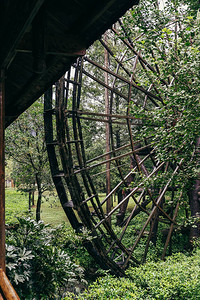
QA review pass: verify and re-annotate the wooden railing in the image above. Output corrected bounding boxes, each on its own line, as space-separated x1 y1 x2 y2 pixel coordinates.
0 269 20 300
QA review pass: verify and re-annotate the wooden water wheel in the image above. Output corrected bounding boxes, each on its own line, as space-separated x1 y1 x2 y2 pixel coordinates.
44 17 199 275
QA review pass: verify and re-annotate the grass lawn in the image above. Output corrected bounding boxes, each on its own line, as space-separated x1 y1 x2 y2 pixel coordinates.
5 188 69 226
5 188 28 224
5 188 139 226
39 199 69 226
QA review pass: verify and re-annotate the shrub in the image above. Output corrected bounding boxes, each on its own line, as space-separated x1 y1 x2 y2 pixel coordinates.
72 275 144 300
6 217 87 299
127 251 200 300
52 223 97 273
67 250 200 300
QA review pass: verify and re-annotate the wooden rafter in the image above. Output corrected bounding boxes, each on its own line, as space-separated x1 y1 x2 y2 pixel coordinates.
0 0 45 69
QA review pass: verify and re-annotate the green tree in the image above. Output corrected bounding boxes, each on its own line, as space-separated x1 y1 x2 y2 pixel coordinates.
121 0 200 238
5 98 54 221
11 161 36 211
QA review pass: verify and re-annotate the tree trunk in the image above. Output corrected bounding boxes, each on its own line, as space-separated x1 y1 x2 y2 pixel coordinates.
35 175 42 222
116 156 135 225
150 211 159 246
28 192 31 212
189 138 200 241
189 178 200 240
31 190 35 206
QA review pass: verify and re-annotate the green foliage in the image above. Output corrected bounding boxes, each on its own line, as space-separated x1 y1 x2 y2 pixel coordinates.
126 251 200 300
68 250 200 299
6 217 87 299
48 223 97 272
112 0 200 243
113 211 190 261
124 0 200 186
6 244 34 286
5 98 55 220
76 276 142 299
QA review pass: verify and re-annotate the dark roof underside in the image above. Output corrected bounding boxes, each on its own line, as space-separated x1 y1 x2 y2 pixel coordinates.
0 0 138 127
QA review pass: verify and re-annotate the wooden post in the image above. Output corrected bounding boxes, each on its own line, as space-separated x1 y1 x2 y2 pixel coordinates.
0 268 20 300
0 70 5 273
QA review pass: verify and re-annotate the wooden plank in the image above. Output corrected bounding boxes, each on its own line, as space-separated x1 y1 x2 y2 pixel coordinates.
0 0 45 68
0 70 5 273
0 269 20 300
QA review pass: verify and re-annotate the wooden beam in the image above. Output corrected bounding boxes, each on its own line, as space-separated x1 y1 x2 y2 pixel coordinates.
16 32 86 56
32 4 46 74
79 0 139 34
79 0 116 33
0 70 5 273
0 0 45 69
5 56 76 128
104 34 112 221
0 268 20 300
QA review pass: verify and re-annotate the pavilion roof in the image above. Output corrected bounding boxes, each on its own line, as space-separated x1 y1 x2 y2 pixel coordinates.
0 0 138 127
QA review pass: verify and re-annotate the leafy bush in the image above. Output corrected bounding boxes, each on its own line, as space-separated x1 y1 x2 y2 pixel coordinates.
6 217 87 299
74 276 143 300
127 251 200 300
51 223 97 273
6 244 34 286
67 250 200 299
